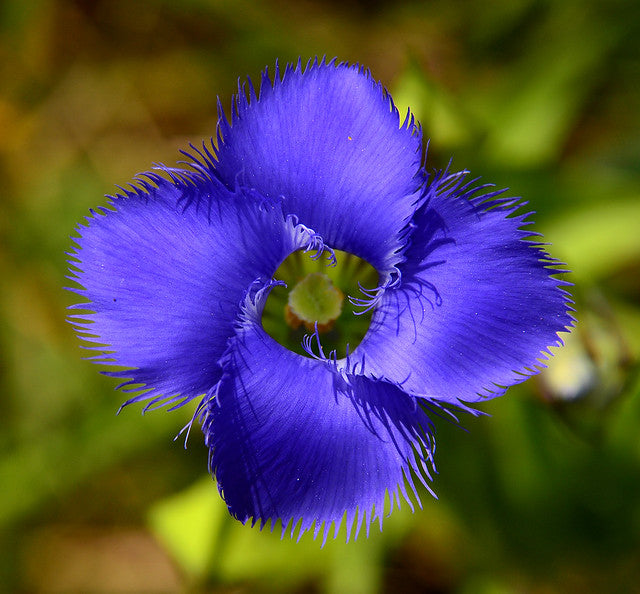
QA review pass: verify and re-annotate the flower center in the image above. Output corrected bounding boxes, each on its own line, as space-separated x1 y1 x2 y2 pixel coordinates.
262 249 378 358
285 272 344 332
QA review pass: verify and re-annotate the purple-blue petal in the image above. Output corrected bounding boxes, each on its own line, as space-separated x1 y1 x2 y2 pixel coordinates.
203 285 436 541
352 170 574 405
66 57 577 541
67 171 328 407
211 58 423 277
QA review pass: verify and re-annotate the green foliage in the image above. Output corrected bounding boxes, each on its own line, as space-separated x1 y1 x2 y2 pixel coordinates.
1 0 639 591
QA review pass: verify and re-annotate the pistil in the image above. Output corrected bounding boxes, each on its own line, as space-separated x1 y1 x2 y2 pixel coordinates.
284 272 344 332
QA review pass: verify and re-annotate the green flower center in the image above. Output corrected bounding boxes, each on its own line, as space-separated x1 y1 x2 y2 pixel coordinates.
285 272 344 332
262 250 378 358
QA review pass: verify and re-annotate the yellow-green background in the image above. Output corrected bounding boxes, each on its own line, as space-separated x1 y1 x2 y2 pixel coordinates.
1 0 639 592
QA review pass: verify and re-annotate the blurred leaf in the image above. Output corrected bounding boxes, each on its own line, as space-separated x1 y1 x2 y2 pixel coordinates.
546 197 640 281
393 62 475 150
149 477 418 592
479 4 620 167
0 398 185 527
148 478 223 578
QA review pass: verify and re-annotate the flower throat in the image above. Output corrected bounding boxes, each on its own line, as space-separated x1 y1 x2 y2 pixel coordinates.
262 250 378 358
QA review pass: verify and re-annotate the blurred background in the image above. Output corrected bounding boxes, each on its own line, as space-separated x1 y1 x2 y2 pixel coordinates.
1 0 639 592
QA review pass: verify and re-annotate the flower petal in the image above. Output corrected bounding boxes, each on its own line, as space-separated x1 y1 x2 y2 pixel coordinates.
203 284 436 542
352 170 574 405
211 58 423 276
68 170 330 407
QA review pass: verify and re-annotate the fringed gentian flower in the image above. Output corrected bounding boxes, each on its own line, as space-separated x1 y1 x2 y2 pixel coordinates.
68 58 573 542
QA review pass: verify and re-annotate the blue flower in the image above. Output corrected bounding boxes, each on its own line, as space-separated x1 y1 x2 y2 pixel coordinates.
68 58 573 541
